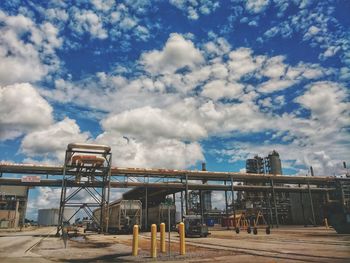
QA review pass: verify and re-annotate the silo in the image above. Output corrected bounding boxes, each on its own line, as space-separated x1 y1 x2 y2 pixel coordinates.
267 150 282 175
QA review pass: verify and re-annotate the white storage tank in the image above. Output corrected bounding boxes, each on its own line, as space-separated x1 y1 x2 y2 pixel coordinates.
37 208 75 226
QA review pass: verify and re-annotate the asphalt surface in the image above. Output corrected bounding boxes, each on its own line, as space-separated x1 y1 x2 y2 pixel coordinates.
0 227 56 262
0 226 349 262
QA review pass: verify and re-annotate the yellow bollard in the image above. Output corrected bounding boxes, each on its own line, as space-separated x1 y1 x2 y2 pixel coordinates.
325 218 329 229
179 222 185 255
132 225 139 256
151 224 157 258
160 223 166 253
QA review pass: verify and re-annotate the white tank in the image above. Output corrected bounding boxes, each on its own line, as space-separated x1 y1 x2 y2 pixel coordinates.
37 208 75 226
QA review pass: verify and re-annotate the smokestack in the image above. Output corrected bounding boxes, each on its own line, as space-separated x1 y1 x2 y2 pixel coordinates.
310 166 314 176
201 162 206 171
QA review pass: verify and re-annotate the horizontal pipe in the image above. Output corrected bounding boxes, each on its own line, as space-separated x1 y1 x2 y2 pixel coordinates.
1 163 347 185
0 178 335 193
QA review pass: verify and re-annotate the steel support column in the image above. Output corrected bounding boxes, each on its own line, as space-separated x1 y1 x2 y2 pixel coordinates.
145 185 148 230
299 183 306 226
185 174 189 215
270 179 279 228
199 189 204 224
307 180 316 226
224 180 229 229
230 176 236 228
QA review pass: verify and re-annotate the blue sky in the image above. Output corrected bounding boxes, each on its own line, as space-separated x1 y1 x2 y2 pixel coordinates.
0 0 349 218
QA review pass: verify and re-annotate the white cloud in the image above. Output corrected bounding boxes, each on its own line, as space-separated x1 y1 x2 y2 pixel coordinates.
258 79 296 93
203 37 231 57
201 80 244 100
96 131 204 169
169 0 220 20
71 9 107 39
263 1 350 67
30 32 347 176
261 55 286 78
101 106 207 141
0 11 61 85
295 81 349 124
20 118 90 162
141 33 204 74
246 0 270 14
0 83 53 141
228 48 262 80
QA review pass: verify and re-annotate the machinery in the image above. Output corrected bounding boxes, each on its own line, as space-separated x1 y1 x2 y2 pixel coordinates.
183 215 209 237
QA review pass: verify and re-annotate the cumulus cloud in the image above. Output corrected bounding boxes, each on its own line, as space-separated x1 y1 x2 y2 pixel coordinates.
0 11 61 85
246 0 270 14
95 131 204 169
141 33 204 74
201 80 244 101
15 32 346 176
169 0 220 20
227 48 263 80
20 118 90 162
101 106 207 141
295 81 349 124
0 83 53 140
71 9 107 39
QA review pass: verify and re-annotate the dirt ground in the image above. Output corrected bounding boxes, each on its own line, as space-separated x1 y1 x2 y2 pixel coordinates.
1 226 349 262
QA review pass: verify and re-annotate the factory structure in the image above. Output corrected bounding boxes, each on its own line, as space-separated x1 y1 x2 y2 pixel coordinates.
239 151 322 225
0 143 349 234
0 185 28 229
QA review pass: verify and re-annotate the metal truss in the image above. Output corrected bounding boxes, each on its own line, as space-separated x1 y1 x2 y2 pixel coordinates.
56 143 112 236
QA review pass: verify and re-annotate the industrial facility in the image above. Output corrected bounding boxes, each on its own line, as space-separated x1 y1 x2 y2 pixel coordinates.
0 143 349 262
0 186 28 229
0 144 349 233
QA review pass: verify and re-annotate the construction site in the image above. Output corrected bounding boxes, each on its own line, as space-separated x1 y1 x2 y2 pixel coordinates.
0 143 349 262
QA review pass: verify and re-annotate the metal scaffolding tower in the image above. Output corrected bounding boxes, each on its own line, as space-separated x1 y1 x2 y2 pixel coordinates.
56 143 112 236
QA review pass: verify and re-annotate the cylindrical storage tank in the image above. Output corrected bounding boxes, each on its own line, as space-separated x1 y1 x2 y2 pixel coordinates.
38 208 75 226
268 150 282 175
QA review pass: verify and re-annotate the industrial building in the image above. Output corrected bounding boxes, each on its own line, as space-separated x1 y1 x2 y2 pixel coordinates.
0 185 28 229
242 150 324 226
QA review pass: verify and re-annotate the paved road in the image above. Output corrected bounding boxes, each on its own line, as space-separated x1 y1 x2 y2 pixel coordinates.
0 227 56 263
141 227 350 263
